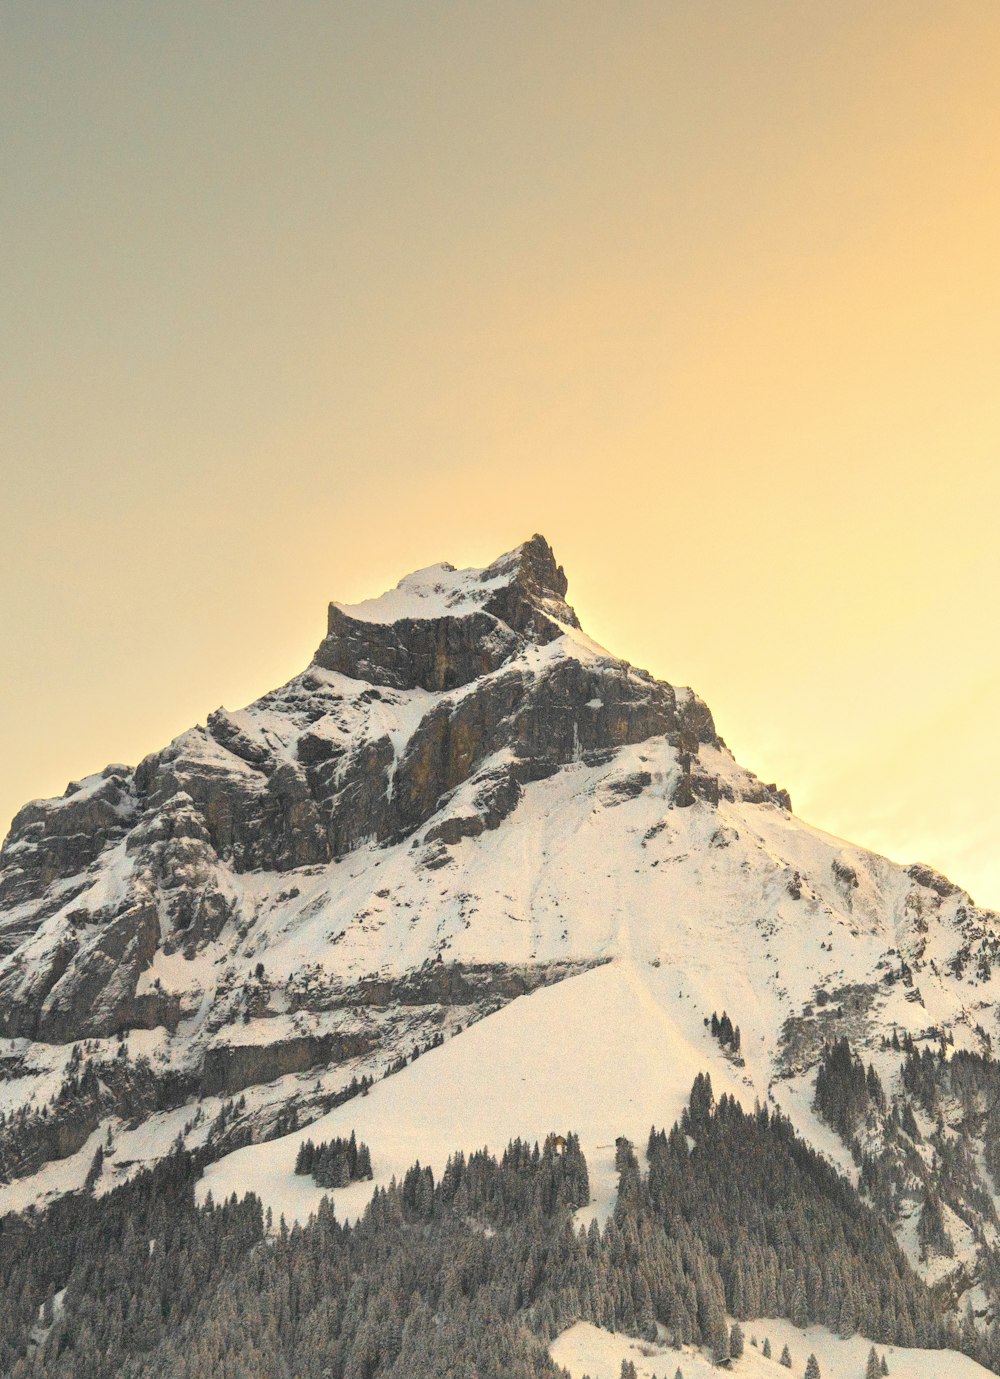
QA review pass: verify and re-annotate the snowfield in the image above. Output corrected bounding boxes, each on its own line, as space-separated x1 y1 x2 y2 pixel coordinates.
550 1319 993 1379
199 954 752 1227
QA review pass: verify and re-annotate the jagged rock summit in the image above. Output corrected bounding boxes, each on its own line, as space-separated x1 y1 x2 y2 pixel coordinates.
317 534 582 691
3 532 1000 1321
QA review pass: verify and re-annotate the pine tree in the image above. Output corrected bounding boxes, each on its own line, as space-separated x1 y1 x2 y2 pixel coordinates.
838 1286 857 1337
619 1361 637 1379
804 1355 820 1379
866 1348 881 1379
84 1143 104 1190
705 1298 730 1364
960 1299 978 1353
880 1358 889 1375
729 1322 744 1358
763 1337 772 1358
780 1342 793 1367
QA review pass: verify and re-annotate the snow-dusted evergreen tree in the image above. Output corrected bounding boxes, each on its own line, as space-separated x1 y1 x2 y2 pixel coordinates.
917 1190 954 1260
838 1286 857 1338
780 1342 793 1367
804 1355 820 1379
84 1142 104 1190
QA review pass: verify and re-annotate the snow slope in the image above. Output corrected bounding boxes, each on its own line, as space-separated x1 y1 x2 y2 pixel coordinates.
550 1319 992 1379
199 955 752 1227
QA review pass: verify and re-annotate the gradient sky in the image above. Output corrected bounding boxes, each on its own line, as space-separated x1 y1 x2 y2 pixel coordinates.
3 3 1000 906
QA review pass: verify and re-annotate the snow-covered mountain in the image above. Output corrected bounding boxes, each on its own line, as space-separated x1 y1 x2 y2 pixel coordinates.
3 535 1000 1321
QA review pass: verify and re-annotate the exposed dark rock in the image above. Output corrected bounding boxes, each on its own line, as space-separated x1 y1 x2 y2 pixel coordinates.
261 762 327 869
732 778 792 810
199 1032 374 1099
670 759 696 808
313 536 578 693
675 693 717 751
424 814 486 846
833 859 860 889
908 864 962 900
604 771 652 801
284 958 604 1015
32 898 161 1042
207 708 272 769
0 1056 197 1186
470 765 522 831
689 768 721 806
419 842 453 870
321 735 396 859
316 608 521 693
296 731 344 767
778 982 881 1076
0 772 137 911
165 886 234 959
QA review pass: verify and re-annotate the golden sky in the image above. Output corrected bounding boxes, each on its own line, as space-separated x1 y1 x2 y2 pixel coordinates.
3 3 1000 904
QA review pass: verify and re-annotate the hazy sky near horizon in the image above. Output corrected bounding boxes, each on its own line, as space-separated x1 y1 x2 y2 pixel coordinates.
3 3 1000 905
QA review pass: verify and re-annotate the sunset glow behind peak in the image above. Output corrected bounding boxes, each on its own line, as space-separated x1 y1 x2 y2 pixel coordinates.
3 2 1000 903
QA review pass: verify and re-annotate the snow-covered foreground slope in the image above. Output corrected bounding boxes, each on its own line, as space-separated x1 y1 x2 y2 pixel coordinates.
199 955 752 1226
551 1320 992 1379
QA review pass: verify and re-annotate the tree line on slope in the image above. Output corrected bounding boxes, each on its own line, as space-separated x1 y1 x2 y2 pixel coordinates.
812 1034 1000 1315
0 1078 993 1379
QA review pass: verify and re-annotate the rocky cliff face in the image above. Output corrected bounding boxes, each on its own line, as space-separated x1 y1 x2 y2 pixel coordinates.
315 534 580 690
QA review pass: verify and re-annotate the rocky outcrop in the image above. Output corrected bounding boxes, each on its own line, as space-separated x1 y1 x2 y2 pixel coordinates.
314 535 580 692
0 1053 198 1185
0 895 161 1042
908 863 962 900
283 959 604 1014
199 1031 375 1099
0 766 136 913
316 608 521 693
388 657 715 845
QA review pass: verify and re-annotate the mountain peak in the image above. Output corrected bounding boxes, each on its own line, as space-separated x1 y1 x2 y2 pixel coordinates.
316 535 581 691
481 533 569 603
